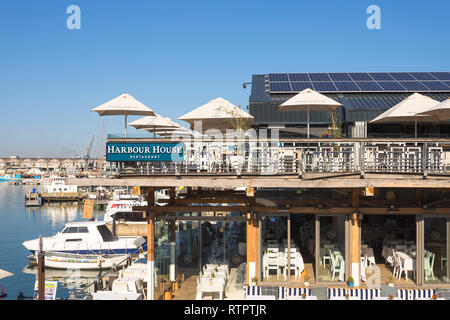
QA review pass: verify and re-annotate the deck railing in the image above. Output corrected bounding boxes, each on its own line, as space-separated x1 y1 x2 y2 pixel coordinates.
111 139 450 176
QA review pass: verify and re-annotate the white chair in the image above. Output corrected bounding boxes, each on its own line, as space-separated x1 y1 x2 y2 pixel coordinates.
330 251 343 281
395 252 405 280
265 248 281 279
360 255 367 283
322 244 334 267
392 250 399 278
424 251 435 281
284 250 299 279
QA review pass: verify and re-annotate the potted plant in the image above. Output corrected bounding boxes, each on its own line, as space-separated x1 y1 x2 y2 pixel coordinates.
388 294 395 300
304 275 310 287
301 293 307 299
387 277 395 287
345 293 350 300
432 294 438 300
347 277 354 288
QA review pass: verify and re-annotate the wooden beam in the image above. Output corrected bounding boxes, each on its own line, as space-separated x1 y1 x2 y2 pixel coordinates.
135 205 450 215
68 176 450 189
158 198 251 204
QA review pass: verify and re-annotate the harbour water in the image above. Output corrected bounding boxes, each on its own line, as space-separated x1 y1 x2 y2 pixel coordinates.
0 182 104 300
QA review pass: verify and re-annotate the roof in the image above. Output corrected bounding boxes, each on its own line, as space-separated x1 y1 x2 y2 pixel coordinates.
249 74 450 123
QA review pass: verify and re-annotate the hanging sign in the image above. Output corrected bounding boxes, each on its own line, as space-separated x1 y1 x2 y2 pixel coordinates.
106 142 184 162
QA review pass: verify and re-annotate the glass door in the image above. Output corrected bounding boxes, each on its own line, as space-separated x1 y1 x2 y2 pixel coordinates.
317 216 347 282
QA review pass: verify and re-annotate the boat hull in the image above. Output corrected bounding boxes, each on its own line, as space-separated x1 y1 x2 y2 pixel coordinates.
42 253 129 270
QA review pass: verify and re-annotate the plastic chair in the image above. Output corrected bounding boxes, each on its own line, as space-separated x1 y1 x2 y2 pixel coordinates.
322 244 334 267
330 252 341 281
424 252 435 281
395 252 405 280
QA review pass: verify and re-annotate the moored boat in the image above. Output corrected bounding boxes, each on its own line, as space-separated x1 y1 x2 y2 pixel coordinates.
22 221 147 255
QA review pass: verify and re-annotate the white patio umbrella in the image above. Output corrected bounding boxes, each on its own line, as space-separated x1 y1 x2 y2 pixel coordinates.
416 98 450 122
129 114 181 137
0 269 14 280
370 93 440 138
92 93 156 138
178 97 254 132
279 88 343 138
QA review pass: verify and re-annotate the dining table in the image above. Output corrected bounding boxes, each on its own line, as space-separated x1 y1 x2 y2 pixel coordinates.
196 277 226 300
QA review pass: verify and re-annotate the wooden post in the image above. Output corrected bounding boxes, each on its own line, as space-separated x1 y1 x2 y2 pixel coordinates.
350 188 361 286
169 187 176 282
37 235 45 300
246 196 257 285
146 188 155 300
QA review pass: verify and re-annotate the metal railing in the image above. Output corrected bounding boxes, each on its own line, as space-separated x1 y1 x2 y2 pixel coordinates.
113 139 450 176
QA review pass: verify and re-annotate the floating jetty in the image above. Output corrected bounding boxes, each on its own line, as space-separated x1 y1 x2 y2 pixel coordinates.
40 192 87 203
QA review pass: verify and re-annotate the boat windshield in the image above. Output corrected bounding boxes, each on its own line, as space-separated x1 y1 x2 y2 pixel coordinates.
97 225 115 241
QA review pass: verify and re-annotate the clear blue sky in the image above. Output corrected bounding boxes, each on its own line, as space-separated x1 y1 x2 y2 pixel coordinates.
0 0 449 157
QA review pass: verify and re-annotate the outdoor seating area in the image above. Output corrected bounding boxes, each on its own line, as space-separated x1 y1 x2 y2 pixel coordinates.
114 139 450 176
262 240 305 281
195 263 230 300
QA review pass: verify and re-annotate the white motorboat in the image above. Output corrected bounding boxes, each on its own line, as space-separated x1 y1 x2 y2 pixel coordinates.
100 189 169 224
42 252 129 270
23 221 146 255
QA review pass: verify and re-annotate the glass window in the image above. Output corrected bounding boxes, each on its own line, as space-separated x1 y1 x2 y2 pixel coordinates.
260 216 288 282
424 217 450 284
96 225 115 241
78 227 89 233
319 216 346 282
63 227 78 233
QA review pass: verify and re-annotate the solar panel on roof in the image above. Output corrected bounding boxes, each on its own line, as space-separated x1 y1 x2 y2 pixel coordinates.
377 81 407 91
288 73 309 81
431 72 450 81
333 81 360 91
355 81 383 91
311 81 337 91
328 73 352 81
291 81 313 91
309 73 331 81
421 81 449 91
268 73 289 81
443 81 450 89
369 73 395 81
398 81 429 91
348 73 373 81
389 73 415 81
410 72 437 81
269 82 291 92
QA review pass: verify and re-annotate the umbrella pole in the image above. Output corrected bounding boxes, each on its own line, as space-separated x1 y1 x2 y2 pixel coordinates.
125 113 127 138
415 118 417 139
307 106 310 139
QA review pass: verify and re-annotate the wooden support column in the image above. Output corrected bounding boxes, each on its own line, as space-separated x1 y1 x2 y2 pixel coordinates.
246 194 257 285
350 188 361 286
169 187 176 282
145 188 155 300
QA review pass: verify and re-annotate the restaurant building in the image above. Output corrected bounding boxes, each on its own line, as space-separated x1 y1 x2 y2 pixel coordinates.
73 72 450 300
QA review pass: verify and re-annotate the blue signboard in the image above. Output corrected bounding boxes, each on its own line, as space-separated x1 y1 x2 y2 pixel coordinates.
106 142 184 162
